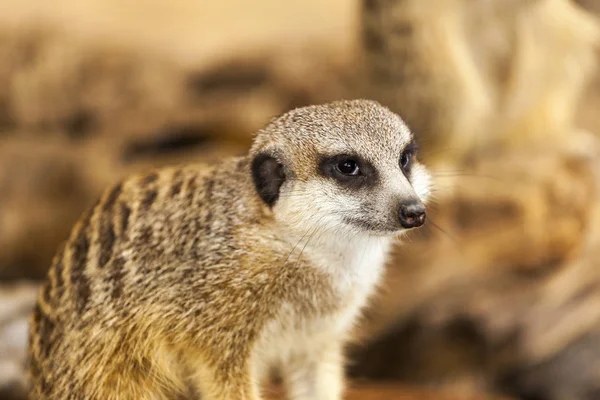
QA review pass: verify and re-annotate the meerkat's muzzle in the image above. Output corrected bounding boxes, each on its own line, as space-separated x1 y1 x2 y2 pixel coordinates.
398 201 426 229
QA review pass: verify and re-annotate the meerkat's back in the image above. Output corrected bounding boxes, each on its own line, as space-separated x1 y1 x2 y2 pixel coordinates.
28 159 276 397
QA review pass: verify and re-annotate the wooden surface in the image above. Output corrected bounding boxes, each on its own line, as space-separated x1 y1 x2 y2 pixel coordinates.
265 383 510 400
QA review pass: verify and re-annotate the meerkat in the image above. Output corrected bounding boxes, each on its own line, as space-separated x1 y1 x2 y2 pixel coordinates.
27 99 431 400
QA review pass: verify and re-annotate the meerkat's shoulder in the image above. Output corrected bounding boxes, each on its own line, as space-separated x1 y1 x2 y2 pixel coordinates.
51 156 255 281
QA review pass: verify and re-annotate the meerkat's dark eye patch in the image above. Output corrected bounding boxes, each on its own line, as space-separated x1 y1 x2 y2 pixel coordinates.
319 154 378 189
400 141 418 175
251 153 285 207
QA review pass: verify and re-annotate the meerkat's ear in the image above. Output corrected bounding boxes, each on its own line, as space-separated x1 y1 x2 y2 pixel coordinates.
251 152 286 207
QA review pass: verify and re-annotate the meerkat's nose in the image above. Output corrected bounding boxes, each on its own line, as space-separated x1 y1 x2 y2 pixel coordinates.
398 201 426 229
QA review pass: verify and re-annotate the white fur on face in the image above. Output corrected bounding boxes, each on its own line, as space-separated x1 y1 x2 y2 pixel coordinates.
410 163 432 204
274 159 431 238
274 179 364 238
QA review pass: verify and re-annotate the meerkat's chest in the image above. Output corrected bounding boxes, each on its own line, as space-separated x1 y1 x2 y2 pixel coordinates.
311 235 391 297
304 235 391 327
252 237 391 378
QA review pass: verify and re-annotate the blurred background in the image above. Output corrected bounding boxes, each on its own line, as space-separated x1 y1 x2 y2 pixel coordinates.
1 0 600 399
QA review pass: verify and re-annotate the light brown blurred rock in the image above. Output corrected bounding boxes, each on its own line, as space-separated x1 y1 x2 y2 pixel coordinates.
577 0 600 14
0 26 350 142
361 0 600 167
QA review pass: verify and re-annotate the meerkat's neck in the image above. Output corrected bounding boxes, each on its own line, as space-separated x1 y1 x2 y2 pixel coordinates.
285 229 393 295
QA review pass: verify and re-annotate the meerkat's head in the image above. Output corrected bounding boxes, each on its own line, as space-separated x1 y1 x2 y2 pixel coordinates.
250 99 431 237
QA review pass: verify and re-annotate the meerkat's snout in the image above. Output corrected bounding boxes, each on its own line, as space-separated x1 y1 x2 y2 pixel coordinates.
398 200 426 229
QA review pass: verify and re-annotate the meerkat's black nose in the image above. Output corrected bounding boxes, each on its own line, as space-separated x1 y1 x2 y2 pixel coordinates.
398 201 426 229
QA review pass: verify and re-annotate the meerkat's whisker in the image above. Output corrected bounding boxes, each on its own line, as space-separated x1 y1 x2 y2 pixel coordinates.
426 218 458 245
431 172 505 181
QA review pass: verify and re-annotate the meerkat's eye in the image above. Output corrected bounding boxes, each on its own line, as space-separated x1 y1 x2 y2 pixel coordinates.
400 150 412 169
400 143 416 174
319 154 375 188
336 160 360 176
